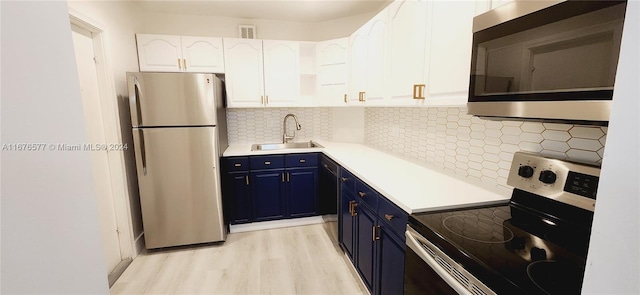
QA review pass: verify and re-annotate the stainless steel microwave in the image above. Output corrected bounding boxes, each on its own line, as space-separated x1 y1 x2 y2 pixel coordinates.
467 0 627 125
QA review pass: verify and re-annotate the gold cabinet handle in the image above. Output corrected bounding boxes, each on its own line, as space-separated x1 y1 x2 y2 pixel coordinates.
234 163 242 167
245 175 249 186
287 172 290 182
183 59 187 70
266 95 269 104
344 94 347 103
261 96 264 104
413 84 425 99
178 58 182 70
359 92 366 102
299 159 306 163
282 172 285 182
264 161 271 165
358 191 366 198
372 225 380 241
350 201 358 217
340 177 348 182
385 214 394 221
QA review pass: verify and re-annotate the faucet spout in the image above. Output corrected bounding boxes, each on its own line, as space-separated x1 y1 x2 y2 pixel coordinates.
283 113 301 143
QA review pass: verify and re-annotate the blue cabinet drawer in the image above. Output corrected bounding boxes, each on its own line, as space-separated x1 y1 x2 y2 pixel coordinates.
340 168 357 193
226 157 249 172
378 196 408 239
356 180 378 211
285 153 318 168
250 155 285 170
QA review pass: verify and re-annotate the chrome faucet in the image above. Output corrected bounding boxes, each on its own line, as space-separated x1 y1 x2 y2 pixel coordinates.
283 113 302 143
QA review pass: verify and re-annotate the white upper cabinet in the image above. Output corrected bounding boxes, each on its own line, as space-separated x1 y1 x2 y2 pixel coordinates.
180 36 225 73
425 1 476 106
317 38 349 106
262 40 302 107
348 9 388 106
136 34 224 73
349 26 368 106
386 0 429 106
363 10 388 106
136 34 182 72
223 38 265 108
223 38 305 108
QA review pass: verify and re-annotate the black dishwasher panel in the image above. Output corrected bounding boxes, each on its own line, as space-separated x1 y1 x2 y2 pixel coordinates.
319 154 339 215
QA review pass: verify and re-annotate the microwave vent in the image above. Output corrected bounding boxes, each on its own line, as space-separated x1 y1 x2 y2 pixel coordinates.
239 25 256 39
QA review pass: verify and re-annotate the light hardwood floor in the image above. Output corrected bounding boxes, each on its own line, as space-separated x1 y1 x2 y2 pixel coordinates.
111 222 367 295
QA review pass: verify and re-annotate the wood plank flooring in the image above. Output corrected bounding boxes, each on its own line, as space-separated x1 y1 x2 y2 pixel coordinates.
111 222 367 295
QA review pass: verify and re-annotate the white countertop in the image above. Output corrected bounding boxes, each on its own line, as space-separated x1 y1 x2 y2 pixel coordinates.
223 140 511 214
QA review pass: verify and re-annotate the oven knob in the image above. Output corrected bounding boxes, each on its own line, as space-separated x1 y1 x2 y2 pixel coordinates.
539 170 557 184
531 247 547 261
518 165 535 178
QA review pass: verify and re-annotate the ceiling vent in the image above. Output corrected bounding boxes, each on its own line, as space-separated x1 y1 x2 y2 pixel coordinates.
239 25 257 39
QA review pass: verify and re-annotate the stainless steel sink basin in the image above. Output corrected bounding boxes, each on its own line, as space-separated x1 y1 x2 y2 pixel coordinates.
251 141 324 151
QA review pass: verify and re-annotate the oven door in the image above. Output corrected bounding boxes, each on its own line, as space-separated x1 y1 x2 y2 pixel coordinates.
404 226 496 295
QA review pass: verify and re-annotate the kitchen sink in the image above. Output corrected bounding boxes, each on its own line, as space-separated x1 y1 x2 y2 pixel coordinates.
251 141 324 151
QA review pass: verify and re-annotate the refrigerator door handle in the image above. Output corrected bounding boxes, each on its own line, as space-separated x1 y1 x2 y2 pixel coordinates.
138 129 148 175
130 76 143 127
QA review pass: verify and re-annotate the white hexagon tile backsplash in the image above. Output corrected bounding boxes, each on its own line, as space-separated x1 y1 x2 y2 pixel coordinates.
226 108 333 144
364 107 607 192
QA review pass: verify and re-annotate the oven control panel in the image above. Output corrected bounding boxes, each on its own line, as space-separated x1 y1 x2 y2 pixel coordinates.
507 152 600 211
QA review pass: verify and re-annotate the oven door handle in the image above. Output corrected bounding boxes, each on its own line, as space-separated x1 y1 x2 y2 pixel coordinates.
405 228 473 295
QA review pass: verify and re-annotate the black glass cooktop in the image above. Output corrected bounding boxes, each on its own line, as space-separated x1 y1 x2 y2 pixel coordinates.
409 191 594 295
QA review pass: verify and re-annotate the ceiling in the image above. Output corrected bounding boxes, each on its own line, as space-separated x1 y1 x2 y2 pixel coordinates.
132 0 392 23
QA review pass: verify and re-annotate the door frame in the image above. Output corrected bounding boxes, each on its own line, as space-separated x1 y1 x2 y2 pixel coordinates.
69 9 135 265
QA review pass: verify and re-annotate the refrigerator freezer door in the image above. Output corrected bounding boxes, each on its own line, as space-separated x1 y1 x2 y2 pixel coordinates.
128 72 216 127
133 126 225 248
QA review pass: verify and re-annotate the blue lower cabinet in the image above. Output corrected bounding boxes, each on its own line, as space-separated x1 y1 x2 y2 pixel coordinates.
222 154 321 225
378 226 406 295
356 202 377 292
251 170 286 221
286 168 318 218
339 167 407 295
227 172 252 224
340 188 356 261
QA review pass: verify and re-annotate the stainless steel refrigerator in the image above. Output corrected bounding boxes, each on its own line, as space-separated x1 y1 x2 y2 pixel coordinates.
127 72 228 249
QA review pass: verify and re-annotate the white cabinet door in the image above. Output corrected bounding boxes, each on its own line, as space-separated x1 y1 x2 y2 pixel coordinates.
349 25 368 106
136 34 182 72
363 11 388 105
387 0 429 106
317 38 349 107
262 40 302 107
181 36 225 73
426 1 476 106
223 38 265 108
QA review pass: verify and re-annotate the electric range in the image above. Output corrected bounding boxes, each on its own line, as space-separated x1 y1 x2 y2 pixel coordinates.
405 152 600 295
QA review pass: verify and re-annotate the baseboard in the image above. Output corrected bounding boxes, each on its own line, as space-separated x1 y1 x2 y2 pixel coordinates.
322 214 338 222
133 232 145 257
229 216 325 233
107 258 132 287
342 251 371 295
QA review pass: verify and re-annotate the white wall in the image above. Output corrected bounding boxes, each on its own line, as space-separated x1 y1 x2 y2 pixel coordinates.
139 12 318 41
138 9 376 41
1 1 109 293
582 1 639 293
67 0 145 249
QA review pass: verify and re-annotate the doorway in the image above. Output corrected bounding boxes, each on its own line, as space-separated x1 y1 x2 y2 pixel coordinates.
69 14 134 287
